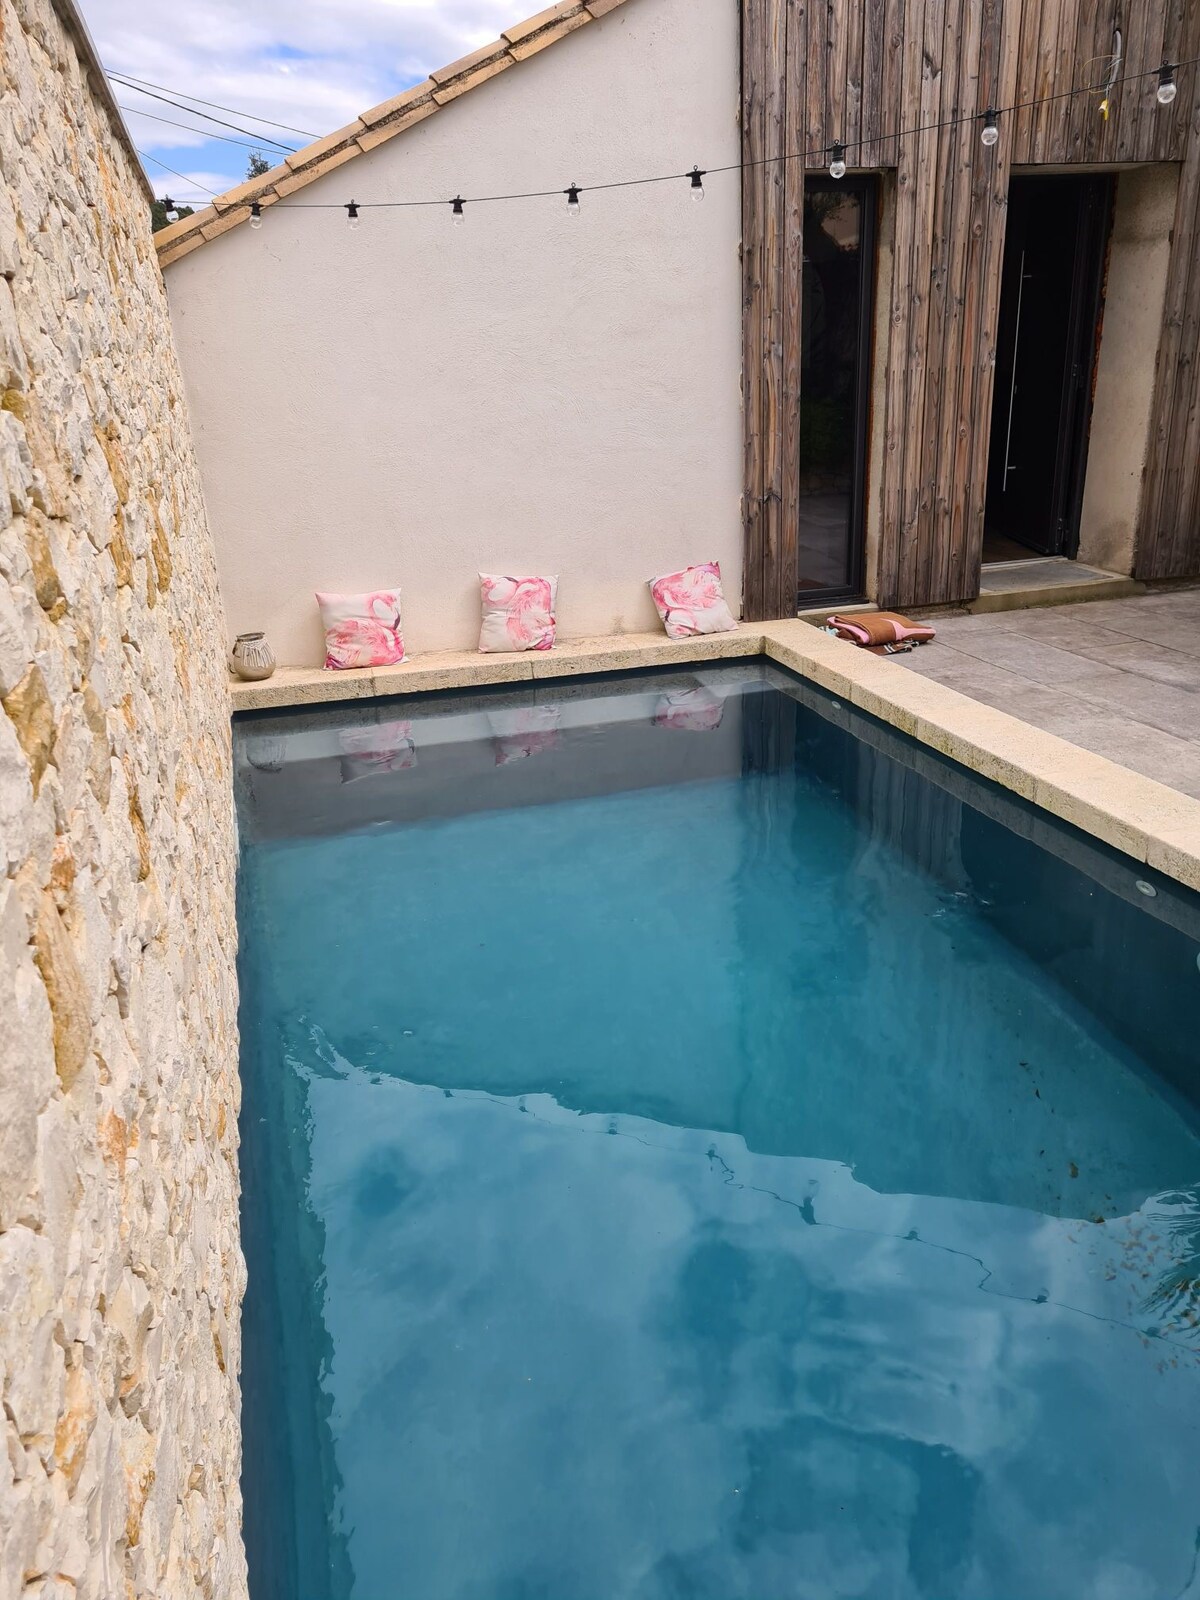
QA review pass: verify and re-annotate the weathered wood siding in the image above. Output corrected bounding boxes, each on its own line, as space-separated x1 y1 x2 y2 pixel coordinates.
1137 42 1200 579
742 0 1200 615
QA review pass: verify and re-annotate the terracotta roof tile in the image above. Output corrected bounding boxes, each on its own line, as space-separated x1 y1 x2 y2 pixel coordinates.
359 79 436 130
429 39 509 85
502 0 581 45
356 99 438 154
432 53 514 106
274 143 361 197
285 121 368 171
200 205 253 242
507 11 590 60
212 164 291 212
157 233 208 269
156 0 636 265
153 205 218 250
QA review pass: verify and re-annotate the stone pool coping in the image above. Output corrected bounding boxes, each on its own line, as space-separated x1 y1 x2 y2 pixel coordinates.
229 620 1200 894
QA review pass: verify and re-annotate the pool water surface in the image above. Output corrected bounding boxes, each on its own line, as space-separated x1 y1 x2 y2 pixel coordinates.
235 664 1200 1600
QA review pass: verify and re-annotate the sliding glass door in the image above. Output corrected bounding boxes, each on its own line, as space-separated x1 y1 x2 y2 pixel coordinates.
798 177 876 603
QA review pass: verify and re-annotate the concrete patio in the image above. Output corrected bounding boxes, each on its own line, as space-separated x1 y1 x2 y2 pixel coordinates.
900 588 1200 798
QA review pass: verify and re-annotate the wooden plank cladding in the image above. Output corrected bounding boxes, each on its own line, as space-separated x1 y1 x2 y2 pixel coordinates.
1137 5 1200 581
741 0 1200 615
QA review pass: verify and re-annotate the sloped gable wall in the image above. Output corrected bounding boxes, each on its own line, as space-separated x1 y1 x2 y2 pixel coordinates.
163 0 743 664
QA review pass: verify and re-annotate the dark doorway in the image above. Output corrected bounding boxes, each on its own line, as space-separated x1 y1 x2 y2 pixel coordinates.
797 176 876 602
983 174 1113 562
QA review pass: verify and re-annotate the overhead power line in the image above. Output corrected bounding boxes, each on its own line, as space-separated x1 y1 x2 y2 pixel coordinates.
107 69 319 139
110 78 297 152
121 102 285 152
136 149 220 196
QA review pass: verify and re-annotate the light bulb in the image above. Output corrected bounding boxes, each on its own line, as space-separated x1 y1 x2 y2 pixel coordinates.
249 201 263 230
828 143 846 180
451 196 465 226
1156 63 1177 105
347 201 361 230
565 185 581 219
689 166 706 202
981 109 1000 147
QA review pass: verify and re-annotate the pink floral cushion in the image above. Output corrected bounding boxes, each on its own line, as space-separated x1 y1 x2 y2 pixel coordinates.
488 705 562 765
653 687 725 731
478 574 558 653
649 562 737 640
338 720 417 783
316 589 406 671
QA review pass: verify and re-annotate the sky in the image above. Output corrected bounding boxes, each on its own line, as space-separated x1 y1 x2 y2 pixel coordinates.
79 0 527 203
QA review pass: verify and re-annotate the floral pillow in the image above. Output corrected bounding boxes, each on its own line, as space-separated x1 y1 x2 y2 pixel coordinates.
479 574 558 653
488 705 562 765
649 562 737 640
316 589 405 670
653 687 725 732
338 720 417 783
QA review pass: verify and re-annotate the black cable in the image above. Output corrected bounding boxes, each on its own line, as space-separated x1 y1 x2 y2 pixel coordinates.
115 80 297 152
108 69 318 138
121 102 284 152
193 48 1200 213
137 149 220 196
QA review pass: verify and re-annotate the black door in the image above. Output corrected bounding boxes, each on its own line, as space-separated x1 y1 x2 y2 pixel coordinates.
984 175 1112 559
797 177 876 602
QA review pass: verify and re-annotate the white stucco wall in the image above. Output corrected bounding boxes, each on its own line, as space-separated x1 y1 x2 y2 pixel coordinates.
165 0 743 665
1077 164 1177 575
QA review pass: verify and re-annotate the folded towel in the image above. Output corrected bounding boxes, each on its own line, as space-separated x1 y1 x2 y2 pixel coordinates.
825 612 936 653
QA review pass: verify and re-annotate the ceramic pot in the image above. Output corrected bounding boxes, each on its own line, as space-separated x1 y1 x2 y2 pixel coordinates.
244 735 288 772
228 631 276 681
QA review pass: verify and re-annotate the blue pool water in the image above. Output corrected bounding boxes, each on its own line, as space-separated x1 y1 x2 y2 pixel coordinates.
235 664 1200 1600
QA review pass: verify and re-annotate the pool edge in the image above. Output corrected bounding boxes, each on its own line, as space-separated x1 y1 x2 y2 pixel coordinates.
228 620 1200 894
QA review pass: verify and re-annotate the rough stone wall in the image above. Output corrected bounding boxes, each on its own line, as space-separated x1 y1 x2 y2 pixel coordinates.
0 1 246 1595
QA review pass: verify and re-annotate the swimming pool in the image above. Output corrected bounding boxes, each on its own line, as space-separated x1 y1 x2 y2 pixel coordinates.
235 662 1200 1600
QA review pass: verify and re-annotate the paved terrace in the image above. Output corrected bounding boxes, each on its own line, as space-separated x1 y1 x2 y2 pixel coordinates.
901 588 1200 800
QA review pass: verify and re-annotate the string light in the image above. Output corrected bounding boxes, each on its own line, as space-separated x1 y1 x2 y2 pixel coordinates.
346 200 361 230
222 50 1195 233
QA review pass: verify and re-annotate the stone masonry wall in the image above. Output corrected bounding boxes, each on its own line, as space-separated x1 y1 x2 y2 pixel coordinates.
0 1 246 1595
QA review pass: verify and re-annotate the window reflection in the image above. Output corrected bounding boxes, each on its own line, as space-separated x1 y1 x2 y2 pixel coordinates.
798 181 871 599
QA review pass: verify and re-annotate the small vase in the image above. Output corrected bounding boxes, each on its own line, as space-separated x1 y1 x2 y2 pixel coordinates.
228 631 276 681
244 735 288 772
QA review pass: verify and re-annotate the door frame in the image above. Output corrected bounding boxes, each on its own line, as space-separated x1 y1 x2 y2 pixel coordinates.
1056 177 1113 559
984 173 1113 562
796 174 878 606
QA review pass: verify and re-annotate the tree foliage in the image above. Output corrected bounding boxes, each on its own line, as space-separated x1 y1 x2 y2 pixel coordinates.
150 198 195 232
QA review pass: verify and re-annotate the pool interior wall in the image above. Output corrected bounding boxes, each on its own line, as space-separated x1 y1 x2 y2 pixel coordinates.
235 662 1200 1600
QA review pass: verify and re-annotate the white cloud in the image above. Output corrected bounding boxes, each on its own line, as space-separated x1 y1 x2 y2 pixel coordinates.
82 0 530 147
146 171 236 203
